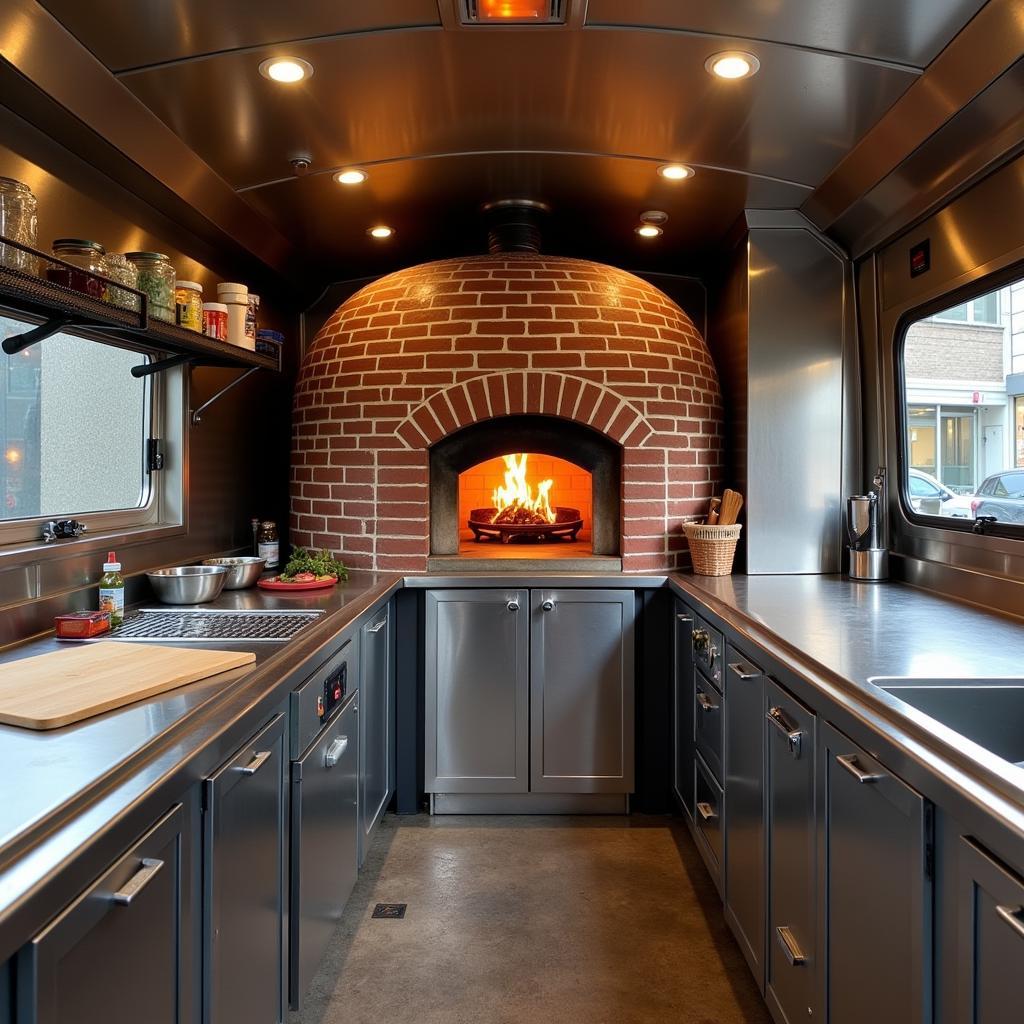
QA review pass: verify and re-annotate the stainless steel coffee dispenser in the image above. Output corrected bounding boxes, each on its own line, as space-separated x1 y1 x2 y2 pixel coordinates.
847 471 889 582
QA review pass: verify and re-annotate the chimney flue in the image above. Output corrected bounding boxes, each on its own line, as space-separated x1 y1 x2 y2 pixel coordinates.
482 199 550 254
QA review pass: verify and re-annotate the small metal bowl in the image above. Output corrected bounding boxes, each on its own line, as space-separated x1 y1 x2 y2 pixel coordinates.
202 556 267 590
147 565 228 605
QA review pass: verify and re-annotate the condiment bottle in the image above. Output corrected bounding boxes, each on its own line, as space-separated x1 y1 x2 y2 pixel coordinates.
124 252 176 322
48 239 107 299
174 279 203 332
257 520 279 569
98 551 125 626
245 293 260 343
202 302 228 340
0 177 38 274
217 282 251 349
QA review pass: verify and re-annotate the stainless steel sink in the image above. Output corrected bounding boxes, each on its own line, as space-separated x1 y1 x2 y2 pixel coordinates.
873 678 1024 769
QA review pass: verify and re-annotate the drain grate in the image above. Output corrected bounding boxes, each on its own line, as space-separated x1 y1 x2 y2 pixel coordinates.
372 903 407 919
109 609 325 642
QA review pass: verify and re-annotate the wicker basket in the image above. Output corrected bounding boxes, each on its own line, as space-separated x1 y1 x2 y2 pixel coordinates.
683 523 743 576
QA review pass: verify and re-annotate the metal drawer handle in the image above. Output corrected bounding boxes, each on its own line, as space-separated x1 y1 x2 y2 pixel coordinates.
325 736 348 768
238 750 272 776
996 904 1024 940
366 618 387 633
766 707 802 758
541 599 555 611
677 614 693 623
112 858 164 906
696 691 719 713
696 800 718 822
507 600 520 612
728 662 758 680
835 753 885 784
775 925 807 966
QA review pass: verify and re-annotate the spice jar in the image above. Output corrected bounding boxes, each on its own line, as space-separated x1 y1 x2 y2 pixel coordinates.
124 251 176 323
47 239 107 299
174 279 203 332
202 302 228 341
257 520 279 569
0 177 38 275
101 252 140 311
217 282 252 349
245 293 260 343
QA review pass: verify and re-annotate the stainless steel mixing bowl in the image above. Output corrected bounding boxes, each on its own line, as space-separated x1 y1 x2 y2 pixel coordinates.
202 556 266 590
147 565 228 604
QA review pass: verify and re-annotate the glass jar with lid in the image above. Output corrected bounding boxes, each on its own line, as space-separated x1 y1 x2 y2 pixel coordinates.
124 251 176 322
0 177 39 275
101 252 140 311
47 239 107 299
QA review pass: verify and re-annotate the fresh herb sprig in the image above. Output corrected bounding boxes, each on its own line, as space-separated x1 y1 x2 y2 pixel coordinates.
278 547 349 582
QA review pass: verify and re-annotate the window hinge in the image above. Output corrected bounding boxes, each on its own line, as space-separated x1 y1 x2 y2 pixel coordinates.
147 438 165 473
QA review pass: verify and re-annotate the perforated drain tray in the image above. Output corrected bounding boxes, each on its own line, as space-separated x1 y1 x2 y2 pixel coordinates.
109 609 325 643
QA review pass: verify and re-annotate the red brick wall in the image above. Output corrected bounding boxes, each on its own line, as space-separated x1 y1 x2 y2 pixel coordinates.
291 254 722 573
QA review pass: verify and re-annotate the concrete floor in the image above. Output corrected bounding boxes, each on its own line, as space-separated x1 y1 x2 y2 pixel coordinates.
291 815 771 1024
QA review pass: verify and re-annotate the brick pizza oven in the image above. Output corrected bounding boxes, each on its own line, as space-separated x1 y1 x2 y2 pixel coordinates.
291 253 722 573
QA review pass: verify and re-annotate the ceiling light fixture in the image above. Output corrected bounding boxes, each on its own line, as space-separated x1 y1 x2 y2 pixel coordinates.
258 57 314 83
705 51 760 80
636 209 668 239
368 225 394 239
336 168 368 185
636 224 662 238
658 163 695 181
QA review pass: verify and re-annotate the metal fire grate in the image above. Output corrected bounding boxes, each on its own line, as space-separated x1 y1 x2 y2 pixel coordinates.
109 609 325 642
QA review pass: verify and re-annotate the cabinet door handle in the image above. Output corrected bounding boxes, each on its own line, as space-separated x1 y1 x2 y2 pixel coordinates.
696 691 719 713
366 618 387 633
728 662 758 680
835 753 885 784
775 925 807 966
541 599 555 611
238 750 273 776
507 600 520 612
766 707 802 758
696 801 718 822
996 904 1024 940
325 736 348 768
112 858 164 906
676 614 693 623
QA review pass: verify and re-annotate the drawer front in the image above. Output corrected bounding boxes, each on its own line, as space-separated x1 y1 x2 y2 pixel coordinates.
694 670 724 782
290 632 357 757
695 754 725 871
692 614 724 687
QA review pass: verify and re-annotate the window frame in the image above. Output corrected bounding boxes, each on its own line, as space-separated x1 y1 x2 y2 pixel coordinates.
0 310 185 550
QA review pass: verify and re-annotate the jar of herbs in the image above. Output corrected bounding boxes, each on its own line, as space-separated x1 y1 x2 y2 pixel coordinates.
47 239 107 299
174 280 203 332
0 177 38 275
101 252 140 311
124 251 176 322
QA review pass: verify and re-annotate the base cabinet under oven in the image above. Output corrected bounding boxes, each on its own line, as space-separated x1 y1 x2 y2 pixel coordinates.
289 694 359 1011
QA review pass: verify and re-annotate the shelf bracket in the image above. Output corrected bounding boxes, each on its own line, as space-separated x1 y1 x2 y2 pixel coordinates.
132 353 194 378
2 315 78 354
190 366 261 426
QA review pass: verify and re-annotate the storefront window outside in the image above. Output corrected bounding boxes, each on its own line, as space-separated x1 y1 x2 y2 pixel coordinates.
1017 396 1024 467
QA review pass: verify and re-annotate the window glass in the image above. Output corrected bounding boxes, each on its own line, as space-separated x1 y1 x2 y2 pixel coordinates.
0 315 149 522
903 279 1024 525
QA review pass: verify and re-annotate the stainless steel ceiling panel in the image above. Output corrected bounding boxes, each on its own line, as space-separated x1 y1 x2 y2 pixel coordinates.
117 28 916 190
37 0 441 71
586 0 987 67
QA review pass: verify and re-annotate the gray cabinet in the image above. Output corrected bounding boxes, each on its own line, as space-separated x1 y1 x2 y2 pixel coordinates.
694 671 723 783
530 589 635 794
359 604 393 862
956 837 1024 1023
822 723 932 1024
723 648 765 987
765 681 817 1024
425 589 529 794
17 805 184 1024
204 714 286 1024
673 601 695 816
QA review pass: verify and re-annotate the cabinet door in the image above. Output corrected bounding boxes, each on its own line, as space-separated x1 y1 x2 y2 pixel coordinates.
765 681 817 1024
530 589 635 794
425 589 529 793
204 714 286 1024
956 837 1024 1023
360 604 392 861
18 805 184 1024
822 723 932 1024
723 648 765 988
673 601 695 816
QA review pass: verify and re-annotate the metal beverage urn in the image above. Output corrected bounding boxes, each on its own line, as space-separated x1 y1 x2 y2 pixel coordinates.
847 470 889 582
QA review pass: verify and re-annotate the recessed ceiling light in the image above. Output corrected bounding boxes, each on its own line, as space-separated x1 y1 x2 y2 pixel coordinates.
368 225 394 239
335 168 368 185
636 224 663 238
658 164 695 181
258 57 314 83
705 51 760 80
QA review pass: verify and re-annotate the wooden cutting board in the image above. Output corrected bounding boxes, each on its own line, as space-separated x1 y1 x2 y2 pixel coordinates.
0 642 256 730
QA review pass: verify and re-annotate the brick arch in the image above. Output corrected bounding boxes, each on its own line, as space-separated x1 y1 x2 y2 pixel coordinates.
395 372 655 450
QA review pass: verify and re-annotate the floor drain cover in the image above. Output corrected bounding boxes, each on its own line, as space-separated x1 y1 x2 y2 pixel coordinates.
372 903 407 919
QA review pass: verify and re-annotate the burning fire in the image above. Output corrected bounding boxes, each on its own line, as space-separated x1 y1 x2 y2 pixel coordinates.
491 453 556 525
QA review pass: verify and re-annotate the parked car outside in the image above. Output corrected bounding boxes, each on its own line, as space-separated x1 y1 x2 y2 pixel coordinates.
971 470 1024 524
908 469 975 517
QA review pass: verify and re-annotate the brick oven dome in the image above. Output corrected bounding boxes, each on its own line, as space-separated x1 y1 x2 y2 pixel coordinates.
293 254 722 573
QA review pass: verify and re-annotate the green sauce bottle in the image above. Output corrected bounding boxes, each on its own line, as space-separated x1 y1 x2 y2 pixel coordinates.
99 551 125 627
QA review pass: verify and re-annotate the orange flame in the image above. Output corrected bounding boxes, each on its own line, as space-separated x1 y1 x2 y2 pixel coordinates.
491 454 556 524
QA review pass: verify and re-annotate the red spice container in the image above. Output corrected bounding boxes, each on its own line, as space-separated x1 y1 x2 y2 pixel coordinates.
54 610 111 639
